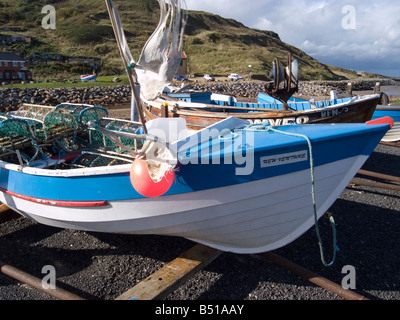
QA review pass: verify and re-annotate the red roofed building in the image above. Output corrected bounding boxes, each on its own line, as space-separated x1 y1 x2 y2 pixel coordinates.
0 52 32 82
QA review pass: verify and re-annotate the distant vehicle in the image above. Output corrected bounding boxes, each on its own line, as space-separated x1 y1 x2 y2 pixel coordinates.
174 75 188 81
228 73 243 81
204 74 215 81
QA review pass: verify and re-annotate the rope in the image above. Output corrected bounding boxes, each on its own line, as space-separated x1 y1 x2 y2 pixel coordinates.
125 62 136 73
245 122 339 267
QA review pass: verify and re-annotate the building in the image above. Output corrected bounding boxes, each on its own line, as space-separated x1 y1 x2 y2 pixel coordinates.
176 51 188 76
0 52 32 82
0 34 32 45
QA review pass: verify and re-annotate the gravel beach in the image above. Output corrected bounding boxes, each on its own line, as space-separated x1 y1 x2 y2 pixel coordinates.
0 141 399 302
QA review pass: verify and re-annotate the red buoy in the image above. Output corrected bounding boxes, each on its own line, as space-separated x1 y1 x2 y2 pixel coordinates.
130 158 175 197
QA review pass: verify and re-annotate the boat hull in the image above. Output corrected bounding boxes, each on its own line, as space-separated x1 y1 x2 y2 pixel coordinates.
0 123 388 254
0 155 368 254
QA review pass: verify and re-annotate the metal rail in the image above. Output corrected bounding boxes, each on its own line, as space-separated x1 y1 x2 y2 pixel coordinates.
380 141 400 148
0 260 85 300
260 252 368 300
350 169 400 191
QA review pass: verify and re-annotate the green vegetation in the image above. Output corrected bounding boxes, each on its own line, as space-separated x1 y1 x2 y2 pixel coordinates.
2 76 130 89
0 0 382 83
390 98 400 104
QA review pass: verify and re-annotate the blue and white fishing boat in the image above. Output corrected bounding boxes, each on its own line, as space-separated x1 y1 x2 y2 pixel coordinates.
0 0 392 257
0 110 391 254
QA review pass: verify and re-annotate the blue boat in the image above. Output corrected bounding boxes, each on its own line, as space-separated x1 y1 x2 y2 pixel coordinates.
0 104 391 254
80 74 97 82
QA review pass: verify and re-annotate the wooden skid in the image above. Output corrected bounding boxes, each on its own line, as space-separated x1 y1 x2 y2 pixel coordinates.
115 244 221 300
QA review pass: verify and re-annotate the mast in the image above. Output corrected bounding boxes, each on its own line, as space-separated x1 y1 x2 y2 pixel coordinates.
104 0 148 134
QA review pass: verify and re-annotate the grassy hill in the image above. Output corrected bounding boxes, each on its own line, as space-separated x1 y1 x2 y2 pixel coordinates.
0 0 378 81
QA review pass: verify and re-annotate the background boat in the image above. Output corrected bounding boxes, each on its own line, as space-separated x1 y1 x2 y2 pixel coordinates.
80 74 97 82
143 93 380 130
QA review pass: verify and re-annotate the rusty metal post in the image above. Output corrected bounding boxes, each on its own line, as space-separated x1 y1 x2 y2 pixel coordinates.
358 169 400 183
0 260 85 300
260 252 369 300
350 178 400 191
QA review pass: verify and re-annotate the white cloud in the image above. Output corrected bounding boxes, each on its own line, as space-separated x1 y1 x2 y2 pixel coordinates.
184 0 400 76
253 17 273 30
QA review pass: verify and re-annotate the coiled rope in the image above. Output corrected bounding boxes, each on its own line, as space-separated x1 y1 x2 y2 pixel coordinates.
245 123 339 267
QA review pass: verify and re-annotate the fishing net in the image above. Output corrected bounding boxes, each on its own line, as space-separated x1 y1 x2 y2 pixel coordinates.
71 151 133 168
107 0 187 100
0 103 144 167
89 118 144 154
10 104 75 141
55 103 109 126
0 118 41 164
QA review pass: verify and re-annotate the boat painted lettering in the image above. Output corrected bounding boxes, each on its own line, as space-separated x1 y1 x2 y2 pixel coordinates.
248 116 309 125
282 117 296 125
296 115 309 124
321 107 349 118
267 118 283 126
199 304 244 315
260 150 308 168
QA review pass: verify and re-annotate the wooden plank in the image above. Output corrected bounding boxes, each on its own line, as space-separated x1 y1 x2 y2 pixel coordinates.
0 204 20 224
115 244 222 300
0 204 10 214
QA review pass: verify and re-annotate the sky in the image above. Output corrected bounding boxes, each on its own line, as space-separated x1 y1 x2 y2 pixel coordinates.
184 0 400 77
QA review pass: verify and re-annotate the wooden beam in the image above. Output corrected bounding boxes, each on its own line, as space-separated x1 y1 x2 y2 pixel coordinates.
0 204 20 224
0 204 10 214
115 244 221 300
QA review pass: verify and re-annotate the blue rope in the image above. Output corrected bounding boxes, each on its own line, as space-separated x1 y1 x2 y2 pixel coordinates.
245 122 339 266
